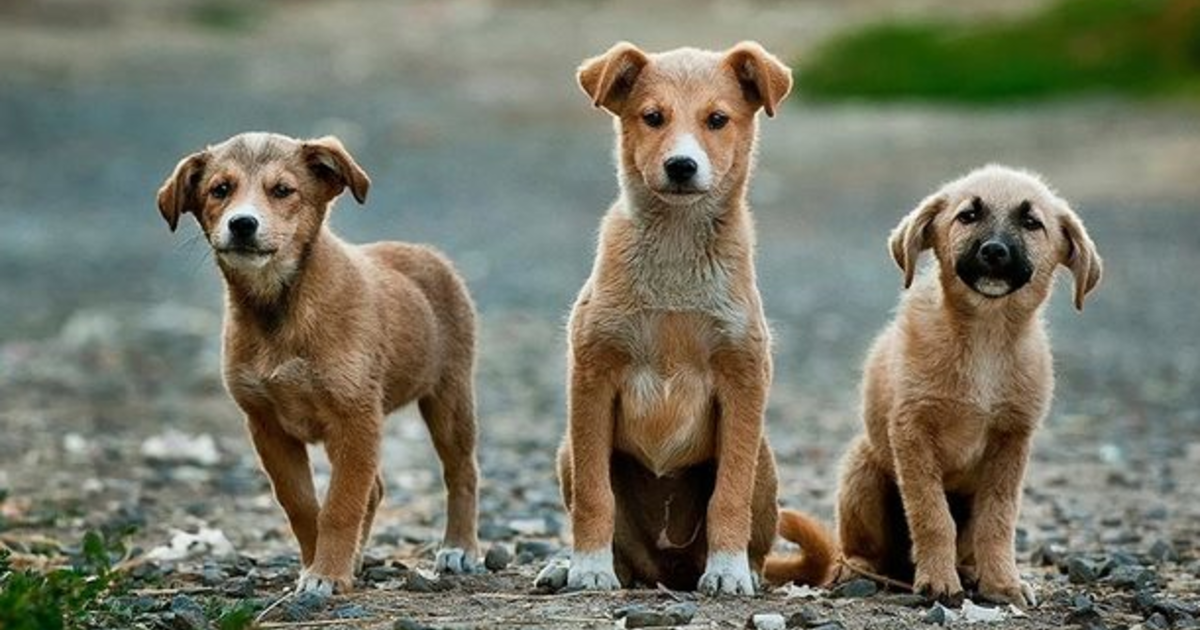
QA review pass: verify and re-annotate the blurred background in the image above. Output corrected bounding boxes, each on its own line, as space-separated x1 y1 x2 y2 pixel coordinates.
0 0 1198 608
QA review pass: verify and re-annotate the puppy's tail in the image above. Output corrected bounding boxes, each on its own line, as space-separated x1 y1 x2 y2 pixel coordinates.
762 509 837 586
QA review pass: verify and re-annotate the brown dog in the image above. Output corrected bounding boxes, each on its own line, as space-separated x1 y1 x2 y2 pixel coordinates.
836 165 1102 606
543 42 833 595
156 133 481 595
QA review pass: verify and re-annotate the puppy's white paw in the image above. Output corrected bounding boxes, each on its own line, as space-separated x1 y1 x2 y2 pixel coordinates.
698 551 756 596
295 571 338 598
566 549 620 591
435 547 480 575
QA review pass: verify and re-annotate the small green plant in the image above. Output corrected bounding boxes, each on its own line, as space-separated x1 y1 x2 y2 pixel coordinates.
798 0 1200 102
0 530 129 630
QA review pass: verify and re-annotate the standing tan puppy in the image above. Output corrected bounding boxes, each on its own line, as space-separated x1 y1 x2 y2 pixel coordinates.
157 133 481 595
836 165 1102 606
547 42 834 596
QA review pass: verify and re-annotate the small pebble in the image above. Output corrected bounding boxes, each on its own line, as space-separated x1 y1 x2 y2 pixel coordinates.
1068 556 1106 584
786 608 821 628
515 540 555 561
533 559 569 592
664 602 698 625
1149 540 1180 564
364 564 405 583
405 570 447 593
1108 564 1156 589
168 595 210 630
747 613 786 630
924 603 959 626
1146 612 1170 630
332 604 370 619
626 610 678 628
281 591 329 622
393 619 433 630
829 578 877 598
485 543 513 571
222 576 256 598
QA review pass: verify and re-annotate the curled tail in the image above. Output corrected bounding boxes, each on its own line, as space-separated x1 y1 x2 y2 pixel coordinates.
762 509 837 586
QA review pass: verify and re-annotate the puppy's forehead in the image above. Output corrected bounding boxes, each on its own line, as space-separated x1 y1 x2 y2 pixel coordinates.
643 48 729 89
950 166 1058 211
210 132 299 172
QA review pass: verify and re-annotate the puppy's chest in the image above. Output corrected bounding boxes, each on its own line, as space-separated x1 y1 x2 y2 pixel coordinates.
612 314 721 475
225 353 334 442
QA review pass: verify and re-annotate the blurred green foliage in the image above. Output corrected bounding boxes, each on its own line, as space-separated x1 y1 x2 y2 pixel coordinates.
798 0 1200 102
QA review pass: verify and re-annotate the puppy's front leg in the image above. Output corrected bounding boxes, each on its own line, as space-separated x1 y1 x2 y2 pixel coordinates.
701 348 767 596
891 414 963 602
566 367 620 590
973 430 1036 607
299 416 382 596
246 412 320 567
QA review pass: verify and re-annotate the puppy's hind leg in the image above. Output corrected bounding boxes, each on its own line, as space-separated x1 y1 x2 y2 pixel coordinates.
836 436 897 582
418 377 481 575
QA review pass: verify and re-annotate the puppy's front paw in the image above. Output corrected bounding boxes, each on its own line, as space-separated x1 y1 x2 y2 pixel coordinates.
979 575 1037 608
914 563 963 604
296 569 351 597
698 551 756 596
566 549 620 591
435 547 480 575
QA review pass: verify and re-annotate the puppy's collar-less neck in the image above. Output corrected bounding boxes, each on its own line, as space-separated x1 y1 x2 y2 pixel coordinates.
221 227 340 334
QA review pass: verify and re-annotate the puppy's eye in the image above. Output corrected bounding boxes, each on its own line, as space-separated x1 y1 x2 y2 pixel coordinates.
956 209 980 225
706 111 729 131
642 110 665 128
271 184 295 199
1020 214 1044 231
210 182 232 200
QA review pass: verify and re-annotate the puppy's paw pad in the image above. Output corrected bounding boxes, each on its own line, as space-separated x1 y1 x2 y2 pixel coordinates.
699 552 756 596
435 547 480 575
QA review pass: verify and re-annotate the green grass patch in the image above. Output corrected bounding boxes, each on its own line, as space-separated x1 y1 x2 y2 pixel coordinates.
0 531 129 630
798 0 1200 102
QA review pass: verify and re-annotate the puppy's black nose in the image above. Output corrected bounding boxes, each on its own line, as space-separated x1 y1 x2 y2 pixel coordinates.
229 215 258 239
664 156 698 183
979 240 1010 266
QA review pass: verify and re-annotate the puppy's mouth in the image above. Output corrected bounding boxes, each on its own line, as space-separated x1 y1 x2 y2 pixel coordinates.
215 246 279 267
971 276 1018 298
216 246 278 257
651 185 710 205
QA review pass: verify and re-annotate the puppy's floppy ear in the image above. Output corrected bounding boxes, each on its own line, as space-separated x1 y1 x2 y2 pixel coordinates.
724 41 793 117
302 136 371 204
889 192 946 289
156 151 208 232
1057 204 1102 311
577 42 650 114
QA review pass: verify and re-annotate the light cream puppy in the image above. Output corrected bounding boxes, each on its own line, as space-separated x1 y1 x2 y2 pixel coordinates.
836 165 1102 607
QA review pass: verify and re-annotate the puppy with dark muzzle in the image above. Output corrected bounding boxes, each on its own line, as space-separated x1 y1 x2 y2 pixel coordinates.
836 165 1102 607
156 132 481 595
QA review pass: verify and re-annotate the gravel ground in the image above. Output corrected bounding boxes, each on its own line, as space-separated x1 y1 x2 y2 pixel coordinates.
1 1 1199 628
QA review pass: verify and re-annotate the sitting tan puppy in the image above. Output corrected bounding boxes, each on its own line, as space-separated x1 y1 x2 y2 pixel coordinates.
156 133 481 595
836 165 1102 606
547 42 834 596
